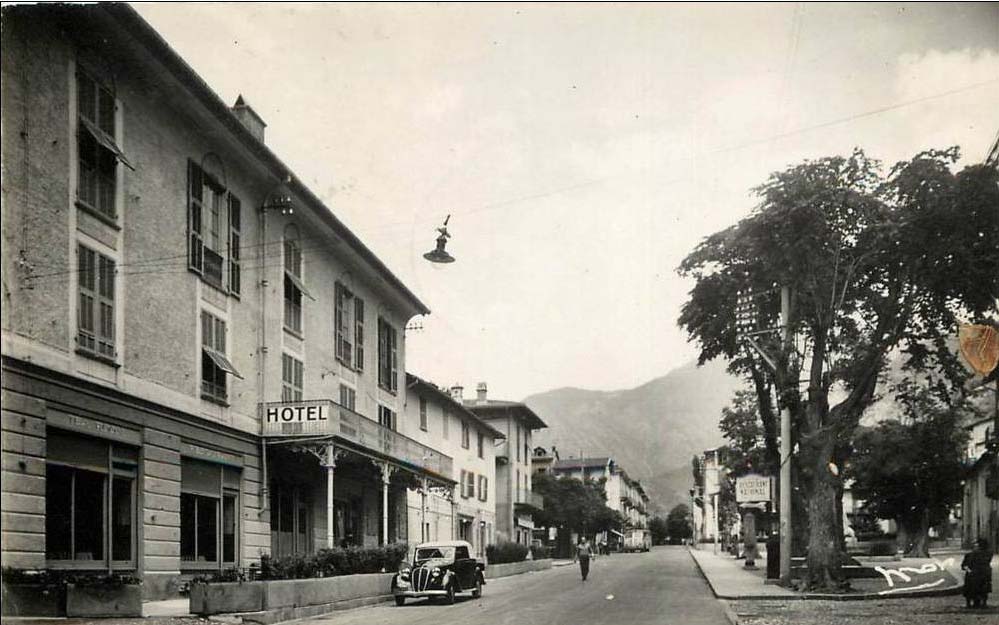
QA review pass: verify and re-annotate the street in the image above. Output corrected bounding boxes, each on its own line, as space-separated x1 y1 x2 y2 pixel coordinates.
299 546 731 625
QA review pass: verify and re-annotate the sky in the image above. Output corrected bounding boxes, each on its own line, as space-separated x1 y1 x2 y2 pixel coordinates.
134 2 999 401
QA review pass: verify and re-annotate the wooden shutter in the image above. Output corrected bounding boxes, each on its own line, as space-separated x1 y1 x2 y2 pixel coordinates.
188 160 204 273
354 298 364 371
228 194 241 295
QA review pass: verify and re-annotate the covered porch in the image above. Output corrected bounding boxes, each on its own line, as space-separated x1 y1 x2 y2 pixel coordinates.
259 400 454 556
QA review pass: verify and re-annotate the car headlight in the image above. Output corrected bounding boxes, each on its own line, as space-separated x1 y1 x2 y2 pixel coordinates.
431 567 441 577
400 567 411 580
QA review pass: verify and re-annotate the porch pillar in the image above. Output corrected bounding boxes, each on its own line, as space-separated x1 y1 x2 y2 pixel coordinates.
420 478 428 542
379 463 396 545
321 446 342 549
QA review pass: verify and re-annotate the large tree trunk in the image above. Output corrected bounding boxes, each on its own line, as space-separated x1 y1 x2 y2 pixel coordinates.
804 436 849 591
899 509 931 558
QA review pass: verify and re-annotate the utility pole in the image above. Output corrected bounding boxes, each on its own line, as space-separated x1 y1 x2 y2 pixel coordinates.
778 286 793 584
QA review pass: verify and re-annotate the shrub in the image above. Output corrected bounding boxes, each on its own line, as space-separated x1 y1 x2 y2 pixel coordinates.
529 545 553 560
867 540 897 557
252 543 408 581
0 568 140 587
486 541 529 564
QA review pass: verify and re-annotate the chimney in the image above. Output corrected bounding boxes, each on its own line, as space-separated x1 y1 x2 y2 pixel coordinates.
476 382 488 404
449 384 464 402
231 95 267 143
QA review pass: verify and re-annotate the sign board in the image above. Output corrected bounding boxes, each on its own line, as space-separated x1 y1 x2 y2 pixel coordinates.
736 474 772 503
704 467 720 496
262 403 332 437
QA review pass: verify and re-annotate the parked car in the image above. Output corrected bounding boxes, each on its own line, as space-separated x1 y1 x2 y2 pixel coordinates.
392 540 486 606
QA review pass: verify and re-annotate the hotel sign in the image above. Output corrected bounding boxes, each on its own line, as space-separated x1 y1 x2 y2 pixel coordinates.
261 402 333 437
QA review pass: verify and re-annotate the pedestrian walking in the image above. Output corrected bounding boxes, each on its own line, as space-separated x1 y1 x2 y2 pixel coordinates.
962 538 993 609
574 537 593 581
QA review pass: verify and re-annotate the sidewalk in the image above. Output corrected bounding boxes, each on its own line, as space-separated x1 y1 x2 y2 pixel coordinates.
689 547 964 600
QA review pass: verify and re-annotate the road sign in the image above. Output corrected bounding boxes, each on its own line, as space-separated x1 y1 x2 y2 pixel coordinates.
736 474 772 503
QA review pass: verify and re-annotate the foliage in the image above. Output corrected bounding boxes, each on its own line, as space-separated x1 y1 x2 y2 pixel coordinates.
867 540 898 557
242 544 408 581
845 385 972 557
649 515 669 544
719 390 770 476
677 147 999 589
532 473 623 534
486 541 529 564
665 505 693 543
0 568 140 587
529 544 553 560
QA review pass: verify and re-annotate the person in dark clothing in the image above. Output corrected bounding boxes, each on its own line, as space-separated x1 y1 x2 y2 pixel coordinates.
574 537 593 581
962 538 993 608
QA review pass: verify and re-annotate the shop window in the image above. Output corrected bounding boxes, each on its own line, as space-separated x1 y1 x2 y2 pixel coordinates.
45 428 136 566
180 459 240 568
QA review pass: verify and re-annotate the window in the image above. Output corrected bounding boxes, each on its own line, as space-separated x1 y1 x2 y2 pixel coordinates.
334 283 364 369
478 475 488 502
77 244 115 360
180 459 240 567
524 430 529 465
378 405 396 431
45 429 136 565
283 234 307 334
477 432 484 459
76 70 130 220
187 160 240 294
516 469 520 501
339 385 356 411
460 470 475 499
377 318 398 392
419 397 428 431
442 410 449 439
201 311 241 403
461 420 470 449
282 354 303 401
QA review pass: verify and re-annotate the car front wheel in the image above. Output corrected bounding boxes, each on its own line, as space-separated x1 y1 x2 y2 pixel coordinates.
472 577 482 598
444 583 456 604
394 596 406 606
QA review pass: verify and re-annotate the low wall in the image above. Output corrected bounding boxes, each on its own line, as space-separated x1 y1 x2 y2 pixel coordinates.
485 558 553 579
190 573 394 616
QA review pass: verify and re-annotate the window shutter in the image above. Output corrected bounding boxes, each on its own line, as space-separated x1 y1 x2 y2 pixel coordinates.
354 298 364 371
228 194 241 295
188 160 204 274
460 470 467 498
389 326 398 391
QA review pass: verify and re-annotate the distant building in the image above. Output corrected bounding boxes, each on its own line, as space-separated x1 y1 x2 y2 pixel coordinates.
550 456 651 533
961 390 998 552
531 445 559 475
463 383 547 546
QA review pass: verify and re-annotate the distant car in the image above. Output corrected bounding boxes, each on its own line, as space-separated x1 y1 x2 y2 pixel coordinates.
623 528 651 553
391 540 486 606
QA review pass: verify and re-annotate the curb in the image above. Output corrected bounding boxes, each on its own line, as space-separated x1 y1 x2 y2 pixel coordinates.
687 548 963 601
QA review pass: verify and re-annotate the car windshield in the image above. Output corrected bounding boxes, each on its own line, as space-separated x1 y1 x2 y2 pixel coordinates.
415 546 455 562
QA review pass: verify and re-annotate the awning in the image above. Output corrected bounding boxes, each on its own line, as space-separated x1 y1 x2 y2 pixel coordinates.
610 529 624 538
79 116 135 171
285 271 315 301
205 349 243 379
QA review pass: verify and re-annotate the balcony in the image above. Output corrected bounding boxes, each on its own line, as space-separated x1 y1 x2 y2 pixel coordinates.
260 399 453 480
501 490 544 513
495 439 509 462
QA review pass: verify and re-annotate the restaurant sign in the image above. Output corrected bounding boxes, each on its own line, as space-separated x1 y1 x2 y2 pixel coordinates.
735 474 773 503
262 403 333 437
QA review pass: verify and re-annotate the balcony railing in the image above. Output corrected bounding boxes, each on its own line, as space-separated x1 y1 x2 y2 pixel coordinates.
260 399 453 479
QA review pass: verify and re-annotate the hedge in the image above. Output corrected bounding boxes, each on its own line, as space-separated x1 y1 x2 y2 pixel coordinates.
258 543 409 580
530 545 553 560
486 542 529 564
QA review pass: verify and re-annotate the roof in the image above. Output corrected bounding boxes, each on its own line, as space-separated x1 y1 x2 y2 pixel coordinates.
407 374 506 439
464 399 548 430
98 5 429 316
552 457 612 470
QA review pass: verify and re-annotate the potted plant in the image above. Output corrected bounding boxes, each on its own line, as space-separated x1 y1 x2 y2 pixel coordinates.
1 568 66 617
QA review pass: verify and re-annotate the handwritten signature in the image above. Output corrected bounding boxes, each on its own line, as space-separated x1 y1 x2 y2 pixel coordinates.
874 558 954 595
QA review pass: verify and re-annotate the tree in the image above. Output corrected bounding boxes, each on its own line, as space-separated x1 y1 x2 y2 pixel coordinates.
846 384 973 557
665 505 693 544
719 390 769 475
532 473 621 535
678 148 999 590
650 515 670 544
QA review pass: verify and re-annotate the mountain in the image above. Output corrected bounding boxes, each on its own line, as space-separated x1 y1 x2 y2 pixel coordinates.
524 358 745 515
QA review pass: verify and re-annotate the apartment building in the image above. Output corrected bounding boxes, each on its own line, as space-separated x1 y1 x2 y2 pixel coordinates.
463 384 547 546
0 4 453 598
550 456 651 532
403 375 503 558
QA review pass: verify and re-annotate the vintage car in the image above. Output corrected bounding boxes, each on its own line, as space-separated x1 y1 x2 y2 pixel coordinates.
392 540 486 605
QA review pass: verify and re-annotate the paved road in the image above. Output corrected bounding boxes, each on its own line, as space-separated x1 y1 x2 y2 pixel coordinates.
302 546 731 625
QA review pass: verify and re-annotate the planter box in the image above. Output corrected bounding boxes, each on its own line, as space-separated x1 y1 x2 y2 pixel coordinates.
66 583 142 618
190 573 394 616
1 583 66 617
